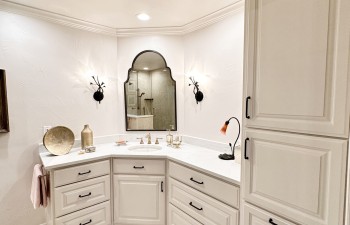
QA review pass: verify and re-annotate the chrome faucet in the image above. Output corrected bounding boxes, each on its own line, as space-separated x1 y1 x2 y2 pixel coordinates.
145 133 151 144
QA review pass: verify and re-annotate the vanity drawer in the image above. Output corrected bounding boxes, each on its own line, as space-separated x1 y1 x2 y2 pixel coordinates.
54 160 110 187
244 203 297 225
54 175 110 217
55 201 111 225
168 204 202 225
169 178 239 225
113 158 165 175
169 161 239 208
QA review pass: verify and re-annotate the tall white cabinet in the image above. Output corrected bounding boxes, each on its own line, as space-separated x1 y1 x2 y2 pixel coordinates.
243 0 350 138
242 0 350 225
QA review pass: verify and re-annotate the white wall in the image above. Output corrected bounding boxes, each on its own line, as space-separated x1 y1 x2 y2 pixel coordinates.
0 8 243 225
183 8 244 144
0 11 119 225
117 36 184 133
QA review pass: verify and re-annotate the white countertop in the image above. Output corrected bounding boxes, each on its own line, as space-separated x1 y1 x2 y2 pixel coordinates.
39 142 241 185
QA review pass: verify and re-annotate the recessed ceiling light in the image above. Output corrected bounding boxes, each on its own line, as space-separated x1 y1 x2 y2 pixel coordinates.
137 13 150 21
143 67 149 70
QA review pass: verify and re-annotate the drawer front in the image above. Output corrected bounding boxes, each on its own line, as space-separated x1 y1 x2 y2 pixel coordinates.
244 203 297 225
169 178 238 225
169 161 239 208
54 160 110 187
113 158 165 175
168 204 202 225
55 175 110 217
55 201 111 225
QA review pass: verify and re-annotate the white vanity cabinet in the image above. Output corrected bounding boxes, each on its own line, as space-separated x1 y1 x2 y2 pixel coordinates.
41 147 240 225
168 161 239 225
47 159 111 225
243 0 350 138
113 158 166 225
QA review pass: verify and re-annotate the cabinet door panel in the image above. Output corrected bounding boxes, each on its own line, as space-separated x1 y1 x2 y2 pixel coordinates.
243 129 347 225
114 175 165 225
244 0 350 137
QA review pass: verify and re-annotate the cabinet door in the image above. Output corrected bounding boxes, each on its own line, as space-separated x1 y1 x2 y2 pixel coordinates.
168 204 202 225
243 0 350 137
243 129 347 225
114 175 165 225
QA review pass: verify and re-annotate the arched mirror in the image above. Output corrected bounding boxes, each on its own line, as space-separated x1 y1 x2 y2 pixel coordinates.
124 50 177 131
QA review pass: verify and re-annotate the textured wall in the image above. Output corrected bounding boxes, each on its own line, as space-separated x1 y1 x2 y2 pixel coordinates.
183 8 244 144
0 11 119 225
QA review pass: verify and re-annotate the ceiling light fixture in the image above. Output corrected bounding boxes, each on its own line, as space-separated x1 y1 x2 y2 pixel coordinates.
137 13 150 21
143 67 149 70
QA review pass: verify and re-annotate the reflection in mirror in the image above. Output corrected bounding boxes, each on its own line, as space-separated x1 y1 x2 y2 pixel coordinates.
124 50 177 131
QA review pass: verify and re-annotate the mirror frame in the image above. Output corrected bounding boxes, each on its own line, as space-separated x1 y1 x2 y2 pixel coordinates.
124 50 177 131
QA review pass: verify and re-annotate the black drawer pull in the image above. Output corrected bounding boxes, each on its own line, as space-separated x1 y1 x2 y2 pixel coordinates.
161 181 164 192
190 177 204 184
244 138 249 160
78 170 91 175
133 166 145 169
245 96 251 119
189 202 203 211
80 219 92 225
269 218 278 225
79 192 92 198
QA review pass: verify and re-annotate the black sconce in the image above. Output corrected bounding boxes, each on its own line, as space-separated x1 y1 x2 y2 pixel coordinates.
188 77 204 104
219 117 240 160
90 76 106 104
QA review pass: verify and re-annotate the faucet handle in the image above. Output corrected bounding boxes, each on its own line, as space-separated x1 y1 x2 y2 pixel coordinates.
137 138 144 144
155 138 163 144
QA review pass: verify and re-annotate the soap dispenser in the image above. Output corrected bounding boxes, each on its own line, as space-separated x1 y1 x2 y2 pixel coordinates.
166 125 174 146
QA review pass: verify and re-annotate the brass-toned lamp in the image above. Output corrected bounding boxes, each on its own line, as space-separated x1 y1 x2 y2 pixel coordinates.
219 117 240 160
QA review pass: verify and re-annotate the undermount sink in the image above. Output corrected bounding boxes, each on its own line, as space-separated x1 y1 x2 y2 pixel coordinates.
128 144 162 152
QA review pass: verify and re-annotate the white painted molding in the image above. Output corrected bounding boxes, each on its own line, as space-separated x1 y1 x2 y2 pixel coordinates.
0 0 244 36
0 0 116 36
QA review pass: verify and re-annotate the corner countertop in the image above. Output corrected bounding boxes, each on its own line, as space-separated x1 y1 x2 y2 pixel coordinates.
39 142 241 185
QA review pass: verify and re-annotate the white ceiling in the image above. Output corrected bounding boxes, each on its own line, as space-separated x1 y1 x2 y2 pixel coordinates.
2 0 240 29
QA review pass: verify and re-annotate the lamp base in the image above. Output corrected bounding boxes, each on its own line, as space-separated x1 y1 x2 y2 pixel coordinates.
218 153 235 160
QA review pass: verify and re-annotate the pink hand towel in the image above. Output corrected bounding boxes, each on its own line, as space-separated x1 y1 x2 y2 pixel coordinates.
30 164 48 209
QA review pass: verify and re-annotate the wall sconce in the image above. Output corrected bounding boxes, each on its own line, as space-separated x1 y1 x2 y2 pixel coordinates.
90 76 106 104
188 77 204 104
219 116 240 160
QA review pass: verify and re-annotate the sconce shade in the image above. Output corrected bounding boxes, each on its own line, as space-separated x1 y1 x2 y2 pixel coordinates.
93 91 104 103
195 91 204 103
220 121 229 135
